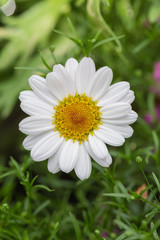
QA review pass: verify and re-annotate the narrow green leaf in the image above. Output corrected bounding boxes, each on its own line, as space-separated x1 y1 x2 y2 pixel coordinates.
116 232 128 240
145 208 159 221
33 200 51 216
151 222 159 240
0 170 16 180
30 175 39 188
91 35 125 50
67 17 80 39
39 50 52 71
53 28 72 39
53 29 83 47
103 192 132 199
15 67 49 74
93 29 102 42
115 219 131 231
10 157 25 180
33 184 54 192
69 212 81 240
152 131 159 155
152 172 160 193
132 39 151 54
116 181 128 195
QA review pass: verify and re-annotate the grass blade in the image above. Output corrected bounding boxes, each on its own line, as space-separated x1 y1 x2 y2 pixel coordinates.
69 212 81 240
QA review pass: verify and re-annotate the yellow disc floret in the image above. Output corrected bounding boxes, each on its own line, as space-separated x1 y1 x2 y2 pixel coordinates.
52 93 102 143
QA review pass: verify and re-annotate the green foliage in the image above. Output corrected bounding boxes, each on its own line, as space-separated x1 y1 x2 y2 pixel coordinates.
0 0 160 239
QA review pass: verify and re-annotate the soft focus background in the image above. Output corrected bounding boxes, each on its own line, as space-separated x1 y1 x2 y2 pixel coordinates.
0 0 160 239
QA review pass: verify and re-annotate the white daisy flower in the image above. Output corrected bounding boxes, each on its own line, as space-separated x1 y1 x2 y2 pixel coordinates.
19 57 138 180
0 0 16 16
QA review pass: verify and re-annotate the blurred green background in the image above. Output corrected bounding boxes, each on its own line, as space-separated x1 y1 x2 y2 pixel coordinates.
0 0 160 239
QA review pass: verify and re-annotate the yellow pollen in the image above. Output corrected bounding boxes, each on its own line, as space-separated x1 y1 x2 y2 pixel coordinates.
52 93 102 142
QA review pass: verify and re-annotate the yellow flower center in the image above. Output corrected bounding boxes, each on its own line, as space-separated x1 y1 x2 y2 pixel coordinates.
52 93 102 143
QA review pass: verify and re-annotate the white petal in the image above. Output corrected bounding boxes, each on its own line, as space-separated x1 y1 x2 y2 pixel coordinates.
103 124 133 138
121 90 135 104
95 154 112 167
84 141 112 167
19 90 35 102
94 126 125 146
88 134 108 159
20 102 53 117
1 0 16 16
23 134 43 150
76 57 95 94
29 75 57 105
87 66 113 100
19 115 53 135
59 140 79 173
53 63 63 72
98 82 130 106
74 144 92 180
48 145 64 174
65 58 78 80
101 102 131 119
46 65 76 100
103 110 138 125
31 131 64 161
23 132 55 150
19 91 53 116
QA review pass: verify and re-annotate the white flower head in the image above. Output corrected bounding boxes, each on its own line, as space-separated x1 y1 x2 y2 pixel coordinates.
0 0 16 16
19 57 138 180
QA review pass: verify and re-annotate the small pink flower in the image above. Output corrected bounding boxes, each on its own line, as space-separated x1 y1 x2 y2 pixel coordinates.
153 62 160 83
101 231 109 238
144 114 153 124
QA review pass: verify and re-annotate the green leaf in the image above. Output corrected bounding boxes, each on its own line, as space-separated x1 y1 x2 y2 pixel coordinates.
32 184 54 192
151 222 159 240
69 212 82 240
10 157 25 180
152 131 159 155
103 193 133 199
33 200 51 216
152 172 160 193
145 208 160 223
0 170 16 180
67 17 80 40
132 39 151 54
53 28 83 47
91 35 125 50
115 219 131 231
39 50 52 71
14 66 49 74
148 2 160 23
116 0 135 31
116 181 129 195
87 0 123 52
30 175 39 188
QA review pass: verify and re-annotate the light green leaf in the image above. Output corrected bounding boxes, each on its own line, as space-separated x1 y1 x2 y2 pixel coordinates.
103 193 133 199
148 2 160 23
152 172 160 193
91 35 125 50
